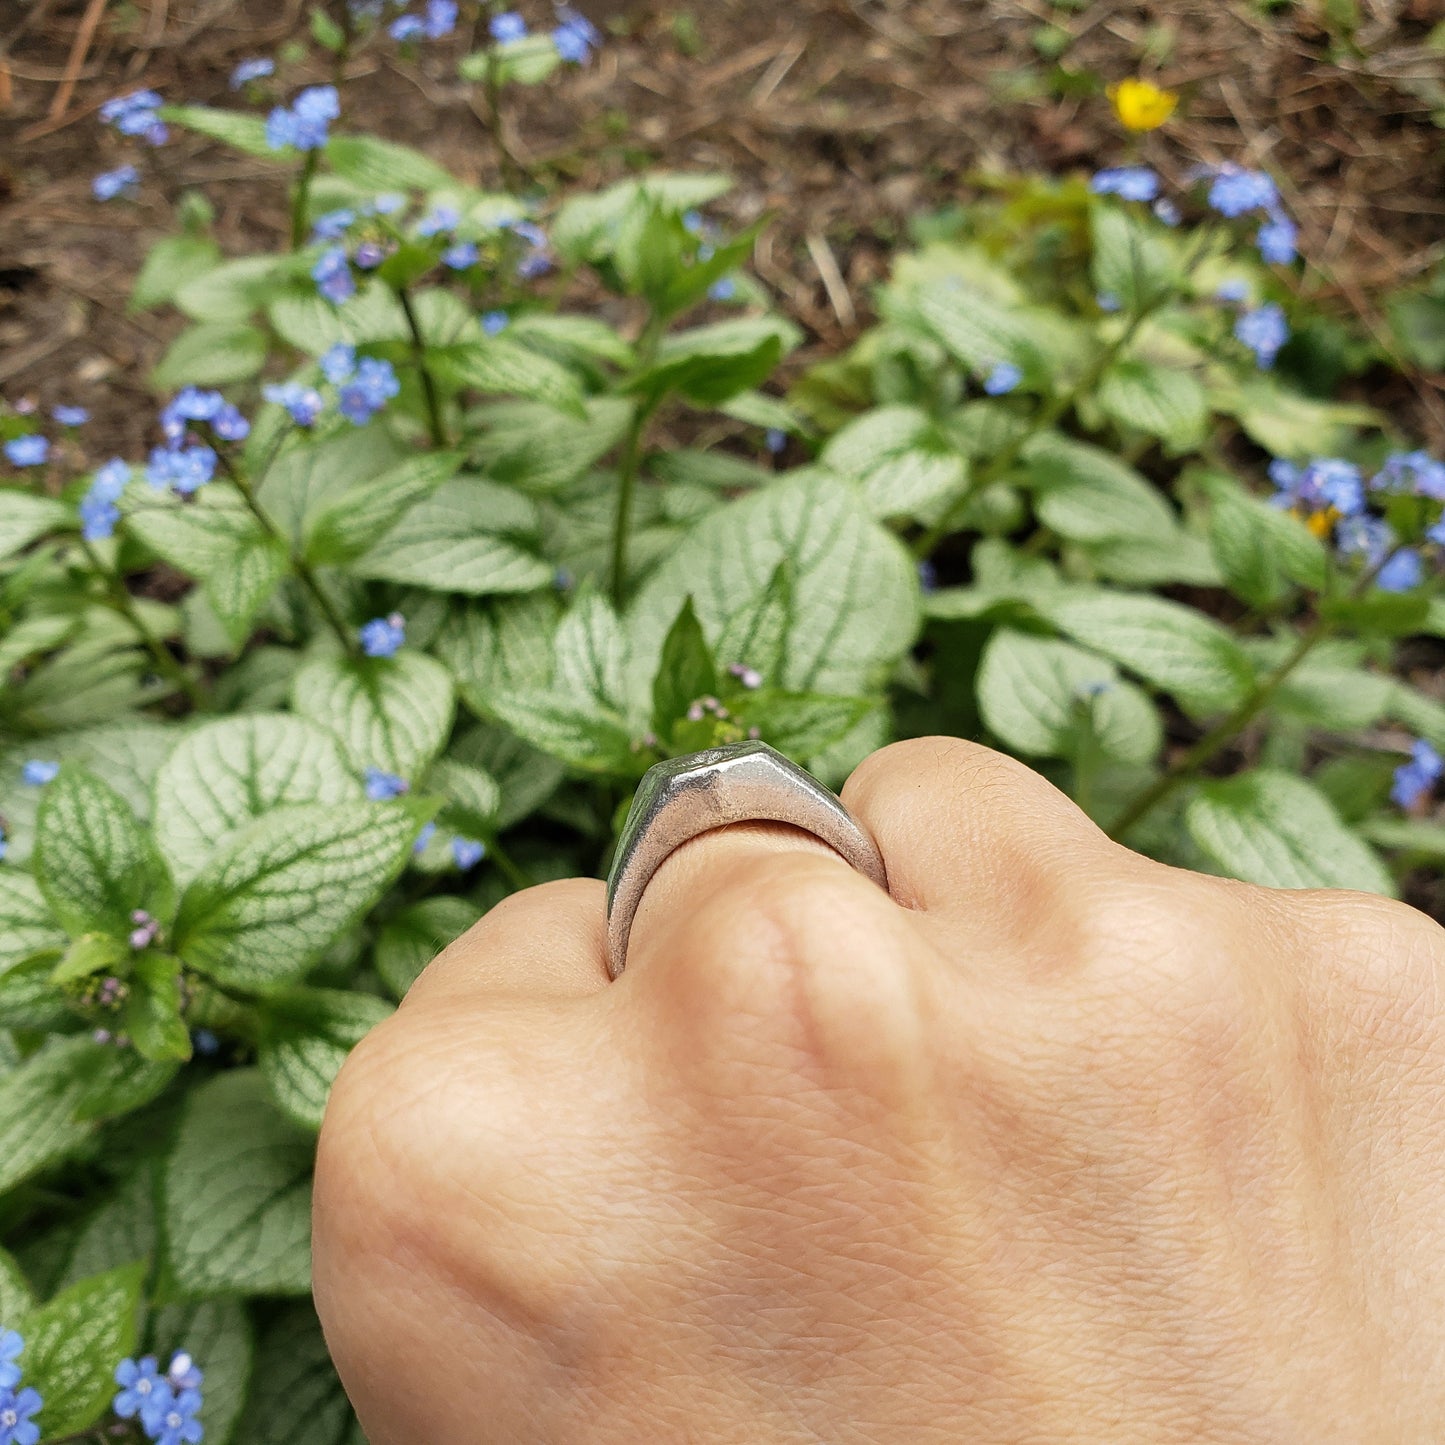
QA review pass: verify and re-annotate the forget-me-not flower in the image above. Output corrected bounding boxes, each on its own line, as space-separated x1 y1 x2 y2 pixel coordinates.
93 165 139 201
442 241 479 270
0 1384 41 1445
1256 216 1298 265
160 387 247 444
266 85 340 151
1392 739 1443 810
1089 166 1159 202
413 821 437 854
313 246 355 304
144 1386 203 1445
553 6 601 62
491 11 528 41
1234 303 1287 368
22 760 59 786
0 1334 21 1392
365 769 409 800
452 837 486 870
984 362 1022 395
146 444 216 494
4 436 48 467
482 310 509 335
230 57 275 88
100 88 167 144
312 208 356 241
262 382 325 427
1377 547 1423 593
337 357 400 425
1206 166 1278 217
52 405 89 426
114 1356 168 1422
417 205 461 237
360 613 406 657
320 343 358 385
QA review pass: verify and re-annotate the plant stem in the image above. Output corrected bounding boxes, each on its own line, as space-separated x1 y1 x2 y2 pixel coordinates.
290 149 320 251
396 286 449 448
610 312 667 608
484 831 534 891
483 50 525 193
82 541 208 710
219 456 359 655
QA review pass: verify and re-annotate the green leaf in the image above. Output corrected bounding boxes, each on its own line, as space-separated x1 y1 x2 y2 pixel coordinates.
154 714 363 888
714 561 793 685
0 1038 98 1194
1361 816 1445 863
205 531 289 648
72 1047 178 1123
123 483 263 578
174 255 293 324
310 4 346 49
555 591 629 712
131 234 222 312
150 1299 253 1445
486 694 638 774
0 956 73 1033
449 723 564 831
0 872 66 973
1322 587 1430 638
174 801 427 992
54 1164 156 1290
51 932 127 987
259 987 393 1131
976 629 1162 764
908 276 1046 378
26 1263 144 1438
628 317 797 405
1185 770 1395 895
1024 434 1180 548
1090 204 1178 313
304 449 465 565
653 598 718 738
126 952 193 1062
467 397 632 495
292 652 456 777
552 173 732 265
164 1070 313 1296
0 1247 35 1326
430 337 587 416
630 470 918 698
748 691 874 758
0 490 69 560
349 478 552 595
152 322 267 389
34 767 172 939
1225 375 1376 459
374 896 482 998
162 105 278 158
324 133 457 191
1041 591 1254 717
1204 474 1327 606
258 428 406 545
233 1306 364 1445
427 757 501 836
820 405 968 522
434 593 560 715
1096 358 1208 452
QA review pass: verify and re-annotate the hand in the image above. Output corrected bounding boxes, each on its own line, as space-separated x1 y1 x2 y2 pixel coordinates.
313 737 1445 1444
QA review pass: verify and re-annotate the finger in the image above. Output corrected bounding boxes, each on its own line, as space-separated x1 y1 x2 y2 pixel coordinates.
402 877 610 1010
839 735 1124 920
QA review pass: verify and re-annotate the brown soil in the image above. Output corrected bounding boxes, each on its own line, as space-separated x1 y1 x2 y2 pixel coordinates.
1 0 1443 454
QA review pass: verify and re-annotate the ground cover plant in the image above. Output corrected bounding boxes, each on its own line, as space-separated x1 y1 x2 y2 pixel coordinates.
1 2 1444 1440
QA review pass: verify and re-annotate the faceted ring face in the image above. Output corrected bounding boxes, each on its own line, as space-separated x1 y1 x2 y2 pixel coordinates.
604 741 887 978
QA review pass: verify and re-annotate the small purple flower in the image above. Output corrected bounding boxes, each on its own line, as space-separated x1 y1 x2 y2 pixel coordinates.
52 404 89 426
320 342 358 384
0 1384 41 1445
1256 215 1298 265
129 910 159 950
1152 198 1181 226
145 1386 203 1445
337 357 400 425
1234 303 1288 369
230 57 275 88
423 0 458 36
1377 547 1423 593
92 164 139 201
146 444 216 494
1215 279 1249 304
159 386 248 444
100 89 166 143
442 241 479 270
312 208 356 241
765 428 787 454
313 246 355 305
416 205 461 238
365 768 409 800
1372 450 1445 502
4 436 48 467
166 1353 203 1393
22 760 60 786
481 310 509 335
708 277 737 301
359 612 405 657
0 1333 21 1391
413 820 437 854
1089 166 1160 202
1206 166 1278 217
353 240 388 269
113 1357 166 1420
262 381 325 427
726 661 763 689
1336 514 1394 567
553 6 600 62
491 11 528 41
1391 738 1443 810
983 361 1022 395
389 14 425 39
452 837 486 870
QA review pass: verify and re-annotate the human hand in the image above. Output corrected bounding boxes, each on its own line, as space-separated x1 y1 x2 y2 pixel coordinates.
313 737 1445 1443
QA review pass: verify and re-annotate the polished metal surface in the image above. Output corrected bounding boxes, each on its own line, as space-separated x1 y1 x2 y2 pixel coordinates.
605 741 887 978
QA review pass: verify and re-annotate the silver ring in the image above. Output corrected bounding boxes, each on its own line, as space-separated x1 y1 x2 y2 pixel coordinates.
605 741 887 978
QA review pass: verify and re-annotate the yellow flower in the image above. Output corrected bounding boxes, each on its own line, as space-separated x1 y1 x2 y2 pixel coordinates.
1107 78 1178 132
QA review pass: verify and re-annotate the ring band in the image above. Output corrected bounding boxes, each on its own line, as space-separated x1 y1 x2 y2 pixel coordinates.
605 741 888 978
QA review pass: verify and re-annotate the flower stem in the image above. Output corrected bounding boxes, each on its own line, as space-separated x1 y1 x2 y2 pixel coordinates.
396 286 449 448
290 149 320 251
483 49 525 193
610 313 666 608
82 540 208 711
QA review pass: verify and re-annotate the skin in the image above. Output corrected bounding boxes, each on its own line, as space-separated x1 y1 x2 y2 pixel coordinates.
313 737 1445 1443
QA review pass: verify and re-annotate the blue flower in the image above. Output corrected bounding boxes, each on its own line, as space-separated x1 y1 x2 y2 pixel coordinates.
365 768 409 800
481 310 509 335
337 357 400 425
916 559 938 594
320 343 358 385
708 277 737 301
93 164 139 201
354 240 388 269
1377 547 1422 593
1096 291 1122 312
0 1384 41 1445
92 458 131 500
1234 303 1287 369
313 246 356 304
146 444 216 494
4 436 48 467
452 837 486 870
765 428 787 454
145 1386 203 1445
80 491 120 541
1256 215 1298 265
52 405 89 426
983 361 1022 395
368 193 406 216
114 1357 166 1421
166 1352 203 1393
1335 514 1394 567
416 205 461 237
1391 739 1443 809
442 241 479 270
21 760 58 786
1214 279 1249 303
1089 166 1159 202
100 89 167 143
553 6 600 62
0 1333 21 1391
1152 198 1180 226
412 820 437 854
192 1028 220 1055
1371 450 1445 501
490 11 528 41
389 14 425 38
359 612 405 657
312 208 356 240
160 387 247 444
230 57 275 88
423 0 458 36
262 382 325 427
1430 517 1445 547
1206 166 1278 217
266 85 339 151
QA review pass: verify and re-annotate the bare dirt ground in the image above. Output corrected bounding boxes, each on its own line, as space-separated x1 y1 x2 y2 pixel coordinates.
2 0 1444 458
